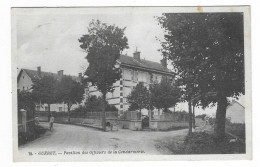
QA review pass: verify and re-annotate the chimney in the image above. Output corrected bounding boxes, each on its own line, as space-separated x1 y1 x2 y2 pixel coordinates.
160 58 167 68
57 70 64 77
37 66 41 77
133 51 141 61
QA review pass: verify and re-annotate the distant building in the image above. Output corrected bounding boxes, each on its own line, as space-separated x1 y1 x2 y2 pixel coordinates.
17 67 82 112
226 100 245 123
86 51 175 116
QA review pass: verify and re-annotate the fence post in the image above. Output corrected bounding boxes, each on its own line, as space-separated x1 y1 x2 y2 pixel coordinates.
20 109 27 133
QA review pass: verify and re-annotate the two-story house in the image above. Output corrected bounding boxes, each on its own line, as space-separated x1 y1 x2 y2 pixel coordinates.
17 67 82 112
86 51 175 116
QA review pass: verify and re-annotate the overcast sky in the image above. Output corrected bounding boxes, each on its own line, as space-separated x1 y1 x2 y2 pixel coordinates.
15 8 244 116
16 10 165 76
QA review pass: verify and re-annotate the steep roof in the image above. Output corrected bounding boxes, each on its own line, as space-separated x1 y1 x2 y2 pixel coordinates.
18 69 81 82
118 55 173 75
227 100 245 110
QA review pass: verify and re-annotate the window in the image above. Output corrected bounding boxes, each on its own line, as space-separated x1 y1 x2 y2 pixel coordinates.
138 71 145 82
120 104 123 109
131 70 134 80
134 71 138 82
120 98 123 103
45 106 48 111
59 107 62 112
23 76 24 79
112 91 114 98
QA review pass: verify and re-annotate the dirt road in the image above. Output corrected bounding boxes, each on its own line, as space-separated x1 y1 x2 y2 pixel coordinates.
19 122 188 155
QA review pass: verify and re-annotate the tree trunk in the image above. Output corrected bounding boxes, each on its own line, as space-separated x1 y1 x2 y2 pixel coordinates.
214 93 228 140
139 108 142 120
188 100 192 134
67 104 71 122
48 104 51 122
173 106 176 112
192 105 196 129
102 93 106 131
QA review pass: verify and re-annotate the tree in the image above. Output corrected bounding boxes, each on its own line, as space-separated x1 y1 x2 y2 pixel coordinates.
56 76 85 122
157 13 244 139
31 75 58 121
150 78 181 112
127 82 150 113
18 90 36 119
79 20 128 131
177 77 199 134
85 95 118 112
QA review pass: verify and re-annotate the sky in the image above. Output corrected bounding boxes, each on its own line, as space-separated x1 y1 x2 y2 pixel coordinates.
14 8 245 116
16 9 165 76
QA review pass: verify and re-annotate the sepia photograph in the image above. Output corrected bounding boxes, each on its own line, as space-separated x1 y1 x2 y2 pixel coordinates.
11 6 251 161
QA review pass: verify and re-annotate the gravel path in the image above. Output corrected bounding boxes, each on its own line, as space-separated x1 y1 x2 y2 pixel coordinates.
19 122 188 155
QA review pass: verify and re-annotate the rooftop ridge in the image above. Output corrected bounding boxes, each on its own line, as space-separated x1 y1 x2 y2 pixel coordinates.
22 68 78 78
119 54 173 74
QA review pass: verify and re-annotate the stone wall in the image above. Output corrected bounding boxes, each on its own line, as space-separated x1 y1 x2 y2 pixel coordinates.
37 115 119 129
149 121 189 130
118 120 142 131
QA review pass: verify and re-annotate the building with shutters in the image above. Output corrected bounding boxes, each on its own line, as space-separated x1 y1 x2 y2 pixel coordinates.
86 51 175 116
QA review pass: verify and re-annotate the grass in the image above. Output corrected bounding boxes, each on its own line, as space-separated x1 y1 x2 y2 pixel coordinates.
225 123 245 140
18 125 47 146
155 124 246 154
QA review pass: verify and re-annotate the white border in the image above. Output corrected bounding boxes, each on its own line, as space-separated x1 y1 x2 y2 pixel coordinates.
1 0 260 166
11 6 251 162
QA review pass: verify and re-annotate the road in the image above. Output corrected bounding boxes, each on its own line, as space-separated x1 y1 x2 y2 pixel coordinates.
19 122 188 155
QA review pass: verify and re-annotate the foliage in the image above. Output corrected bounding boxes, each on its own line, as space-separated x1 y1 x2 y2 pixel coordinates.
127 82 151 112
18 90 35 115
127 102 139 111
71 105 88 113
157 13 244 138
18 124 47 146
196 114 207 120
31 75 58 105
150 78 181 112
56 76 85 111
79 19 128 130
177 132 245 154
79 19 129 96
159 132 245 154
85 95 119 112
85 95 102 112
225 123 245 140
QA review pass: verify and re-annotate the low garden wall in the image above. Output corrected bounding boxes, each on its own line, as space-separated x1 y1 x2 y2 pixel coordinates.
149 121 189 130
37 114 119 129
118 120 142 131
149 118 205 130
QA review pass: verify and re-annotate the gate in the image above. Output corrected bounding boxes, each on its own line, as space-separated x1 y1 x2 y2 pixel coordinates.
142 116 149 129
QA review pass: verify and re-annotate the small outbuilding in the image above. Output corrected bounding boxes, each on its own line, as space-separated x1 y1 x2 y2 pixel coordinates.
226 101 245 124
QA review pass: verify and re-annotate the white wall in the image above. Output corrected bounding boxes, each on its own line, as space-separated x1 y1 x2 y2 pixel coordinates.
17 71 33 91
226 102 245 123
86 66 173 114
